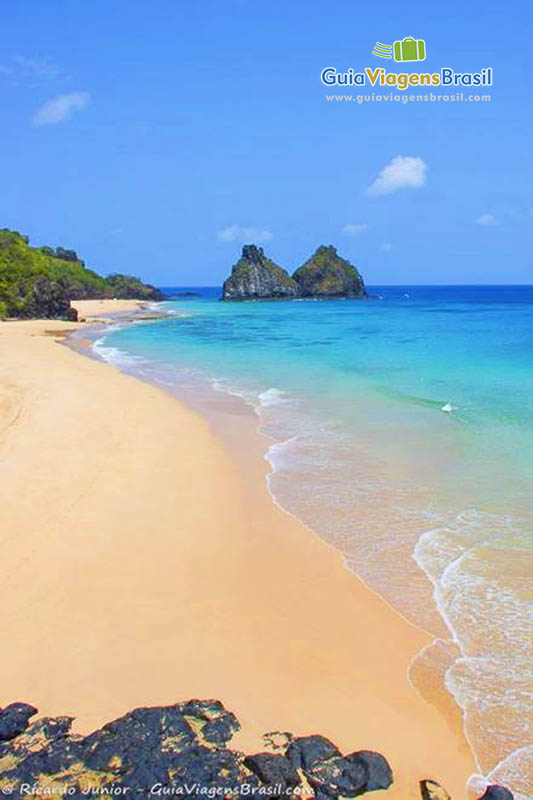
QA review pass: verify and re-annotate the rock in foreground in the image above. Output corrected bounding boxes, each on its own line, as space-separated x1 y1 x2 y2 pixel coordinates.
0 700 514 800
479 787 515 800
222 244 298 300
419 780 514 800
0 699 392 799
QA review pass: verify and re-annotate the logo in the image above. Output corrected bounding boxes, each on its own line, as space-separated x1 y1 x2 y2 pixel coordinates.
320 37 493 91
373 37 426 62
372 42 393 59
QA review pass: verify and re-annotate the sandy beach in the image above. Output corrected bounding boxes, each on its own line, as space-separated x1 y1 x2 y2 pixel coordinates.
0 301 475 798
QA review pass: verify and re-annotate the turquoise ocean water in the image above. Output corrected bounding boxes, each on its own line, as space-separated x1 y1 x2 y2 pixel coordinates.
91 286 532 796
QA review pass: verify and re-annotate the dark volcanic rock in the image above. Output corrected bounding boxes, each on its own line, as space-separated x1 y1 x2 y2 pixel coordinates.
222 245 298 300
287 738 391 796
349 750 393 791
23 278 78 320
293 245 366 298
420 779 452 800
306 753 369 797
180 699 240 745
0 703 37 742
243 753 300 793
0 701 254 798
479 786 514 800
287 734 341 770
0 699 397 800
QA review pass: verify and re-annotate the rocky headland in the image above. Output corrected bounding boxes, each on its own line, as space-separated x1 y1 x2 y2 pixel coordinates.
0 700 513 800
222 244 367 300
0 228 164 321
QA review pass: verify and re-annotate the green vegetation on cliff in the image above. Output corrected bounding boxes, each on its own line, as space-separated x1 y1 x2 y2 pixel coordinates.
292 245 366 298
0 228 163 319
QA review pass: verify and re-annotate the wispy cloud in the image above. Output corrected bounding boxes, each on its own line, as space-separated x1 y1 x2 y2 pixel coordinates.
342 223 367 235
217 225 273 244
0 56 60 86
380 242 393 251
32 92 90 126
476 213 499 227
367 156 427 196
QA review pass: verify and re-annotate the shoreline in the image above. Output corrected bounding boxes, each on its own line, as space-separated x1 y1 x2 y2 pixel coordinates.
81 303 469 751
0 300 475 797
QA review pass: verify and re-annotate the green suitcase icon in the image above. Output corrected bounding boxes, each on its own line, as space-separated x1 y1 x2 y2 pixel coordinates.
393 37 426 62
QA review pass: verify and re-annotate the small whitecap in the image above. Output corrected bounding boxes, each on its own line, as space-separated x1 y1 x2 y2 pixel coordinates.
258 387 291 407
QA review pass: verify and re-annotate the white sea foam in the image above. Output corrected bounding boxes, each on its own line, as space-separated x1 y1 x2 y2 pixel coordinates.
258 387 292 407
414 510 533 784
92 335 151 372
441 402 456 413
211 378 256 405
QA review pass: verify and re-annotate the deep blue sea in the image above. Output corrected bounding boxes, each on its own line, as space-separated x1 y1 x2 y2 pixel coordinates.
92 285 533 796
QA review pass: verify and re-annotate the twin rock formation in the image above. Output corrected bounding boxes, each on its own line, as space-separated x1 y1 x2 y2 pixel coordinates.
222 244 367 300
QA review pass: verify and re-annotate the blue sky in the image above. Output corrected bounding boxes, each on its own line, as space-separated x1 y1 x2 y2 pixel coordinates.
1 0 531 285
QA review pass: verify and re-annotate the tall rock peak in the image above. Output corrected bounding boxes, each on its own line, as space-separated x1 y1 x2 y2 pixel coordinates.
222 245 298 300
241 244 266 263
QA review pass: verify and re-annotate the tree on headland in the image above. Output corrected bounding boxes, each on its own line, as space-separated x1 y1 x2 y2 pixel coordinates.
0 228 163 319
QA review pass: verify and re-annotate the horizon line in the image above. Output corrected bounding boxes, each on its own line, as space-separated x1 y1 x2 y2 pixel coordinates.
155 282 533 288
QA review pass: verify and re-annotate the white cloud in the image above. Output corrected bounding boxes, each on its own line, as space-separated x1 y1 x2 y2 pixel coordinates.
217 225 273 244
0 56 60 86
476 213 499 227
342 223 367 235
367 155 427 196
32 92 90 125
380 242 393 251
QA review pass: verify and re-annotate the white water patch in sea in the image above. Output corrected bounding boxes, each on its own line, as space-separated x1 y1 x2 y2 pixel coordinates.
92 336 148 369
258 387 293 407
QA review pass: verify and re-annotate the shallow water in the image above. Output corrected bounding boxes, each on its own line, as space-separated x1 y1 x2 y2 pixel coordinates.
91 285 533 796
